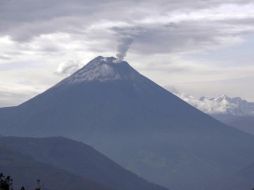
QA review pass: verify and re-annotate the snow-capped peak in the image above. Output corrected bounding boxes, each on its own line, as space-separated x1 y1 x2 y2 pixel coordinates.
58 56 141 85
173 91 254 116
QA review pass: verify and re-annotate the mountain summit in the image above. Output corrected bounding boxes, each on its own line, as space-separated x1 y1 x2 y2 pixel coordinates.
58 56 142 85
176 92 254 116
1 56 254 190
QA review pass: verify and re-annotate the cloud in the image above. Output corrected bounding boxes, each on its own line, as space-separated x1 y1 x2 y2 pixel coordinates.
0 82 40 107
56 60 82 76
0 90 32 107
0 1 253 58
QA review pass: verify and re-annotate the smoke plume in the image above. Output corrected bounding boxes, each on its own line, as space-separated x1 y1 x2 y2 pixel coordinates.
116 37 133 61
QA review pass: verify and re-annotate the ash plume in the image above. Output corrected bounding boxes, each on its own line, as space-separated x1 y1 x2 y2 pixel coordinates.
116 37 134 62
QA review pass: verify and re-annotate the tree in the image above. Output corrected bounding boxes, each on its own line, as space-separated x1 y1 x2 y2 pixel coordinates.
35 179 41 190
0 173 41 190
0 174 13 190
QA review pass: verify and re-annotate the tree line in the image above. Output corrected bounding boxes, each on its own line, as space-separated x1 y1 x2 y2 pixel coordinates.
0 173 41 190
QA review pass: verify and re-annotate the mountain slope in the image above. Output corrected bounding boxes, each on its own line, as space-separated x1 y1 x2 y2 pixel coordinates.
0 142 111 190
0 136 167 190
212 114 254 135
214 162 254 190
1 56 254 190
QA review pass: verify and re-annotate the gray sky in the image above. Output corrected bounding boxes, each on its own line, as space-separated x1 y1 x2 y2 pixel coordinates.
1 0 254 107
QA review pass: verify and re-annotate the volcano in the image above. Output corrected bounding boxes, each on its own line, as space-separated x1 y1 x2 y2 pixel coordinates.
1 56 254 190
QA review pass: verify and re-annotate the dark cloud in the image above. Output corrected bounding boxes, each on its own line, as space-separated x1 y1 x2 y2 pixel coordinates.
1 0 253 42
1 0 253 63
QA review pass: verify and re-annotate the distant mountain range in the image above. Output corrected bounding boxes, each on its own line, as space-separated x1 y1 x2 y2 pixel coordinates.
173 92 254 134
0 136 167 190
174 93 254 116
1 56 254 190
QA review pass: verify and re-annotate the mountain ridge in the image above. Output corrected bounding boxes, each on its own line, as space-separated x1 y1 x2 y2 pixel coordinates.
1 56 254 190
0 136 168 190
0 139 111 190
174 92 254 116
172 91 254 134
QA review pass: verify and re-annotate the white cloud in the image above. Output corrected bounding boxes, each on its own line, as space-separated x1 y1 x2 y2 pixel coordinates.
56 60 82 76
